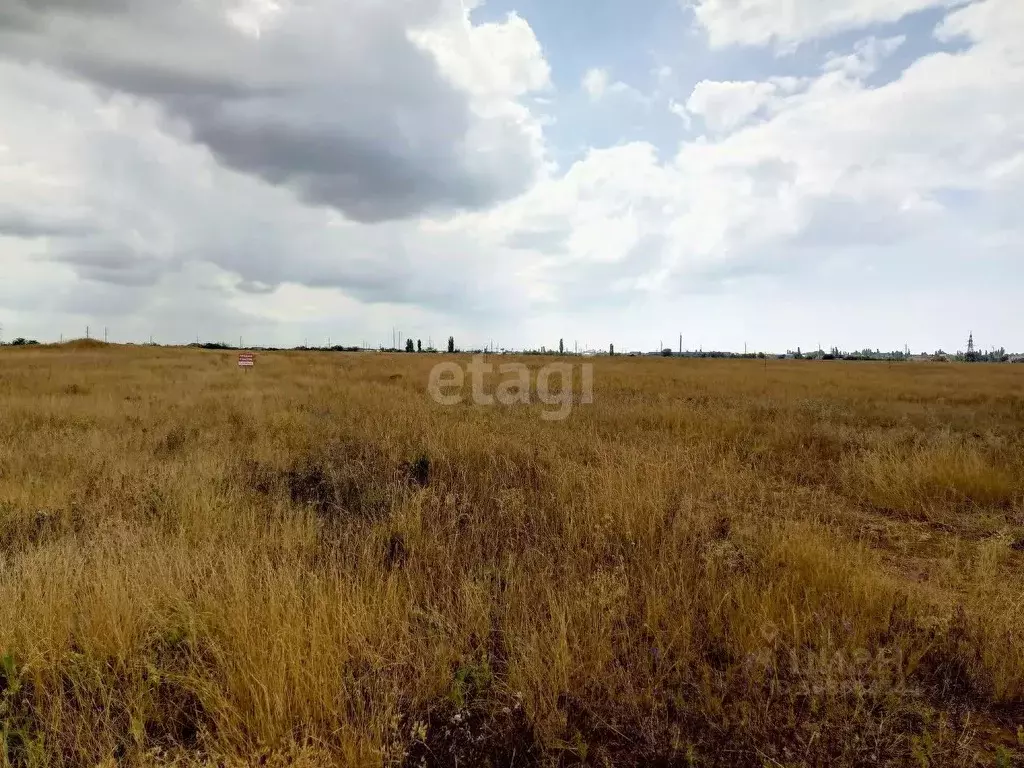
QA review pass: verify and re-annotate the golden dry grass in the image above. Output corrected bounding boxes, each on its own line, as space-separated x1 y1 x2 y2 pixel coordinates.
0 342 1022 766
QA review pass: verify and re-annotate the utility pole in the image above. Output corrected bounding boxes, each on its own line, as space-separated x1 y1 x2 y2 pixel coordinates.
104 327 108 343
679 334 682 355
86 325 90 340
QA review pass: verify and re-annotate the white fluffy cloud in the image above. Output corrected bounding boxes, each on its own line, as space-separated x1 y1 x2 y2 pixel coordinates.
691 0 957 48
582 68 610 100
1 0 1022 351
685 36 905 133
685 79 787 132
581 67 637 102
461 0 1024 322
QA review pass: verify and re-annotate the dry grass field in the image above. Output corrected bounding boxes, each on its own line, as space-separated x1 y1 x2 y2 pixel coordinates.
0 341 1022 767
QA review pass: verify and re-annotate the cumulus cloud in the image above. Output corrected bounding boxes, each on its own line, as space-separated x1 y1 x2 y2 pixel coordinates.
685 79 786 132
690 0 957 49
823 35 907 77
686 36 903 133
0 0 550 223
581 67 639 103
1 0 1022 350
473 0 1024 307
582 68 610 100
0 58 540 319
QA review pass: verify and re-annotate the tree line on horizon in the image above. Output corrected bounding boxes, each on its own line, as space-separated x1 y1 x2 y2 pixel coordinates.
2 336 1020 361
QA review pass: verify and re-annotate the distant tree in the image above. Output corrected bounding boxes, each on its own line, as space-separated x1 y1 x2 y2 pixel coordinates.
405 338 415 353
661 348 673 357
794 346 803 359
559 338 564 355
447 336 455 354
609 343 615 356
11 338 38 346
417 339 422 353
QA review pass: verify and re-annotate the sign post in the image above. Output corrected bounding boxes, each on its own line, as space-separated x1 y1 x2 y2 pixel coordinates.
238 352 255 370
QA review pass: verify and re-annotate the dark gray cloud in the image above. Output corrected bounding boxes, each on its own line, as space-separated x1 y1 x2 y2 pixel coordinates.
235 279 276 295
0 213 91 239
6 0 131 12
75 266 162 287
0 0 542 223
49 250 138 270
47 246 166 286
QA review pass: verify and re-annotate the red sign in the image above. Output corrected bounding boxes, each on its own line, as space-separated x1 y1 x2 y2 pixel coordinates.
238 353 255 368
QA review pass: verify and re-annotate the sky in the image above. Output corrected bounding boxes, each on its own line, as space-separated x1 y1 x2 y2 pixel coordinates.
0 0 1021 354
